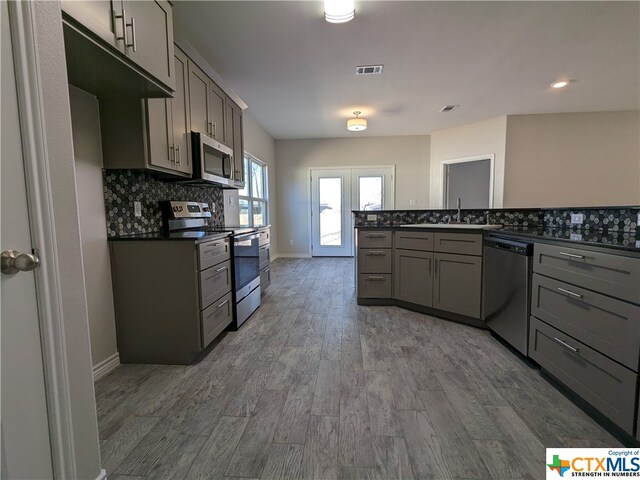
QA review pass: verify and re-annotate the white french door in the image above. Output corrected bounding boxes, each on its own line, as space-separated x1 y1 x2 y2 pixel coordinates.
311 166 394 257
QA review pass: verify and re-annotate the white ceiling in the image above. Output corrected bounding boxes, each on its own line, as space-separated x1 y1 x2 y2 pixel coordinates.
173 1 640 140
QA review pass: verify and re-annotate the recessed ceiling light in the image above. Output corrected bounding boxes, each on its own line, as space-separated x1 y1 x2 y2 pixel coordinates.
551 80 569 89
347 111 367 131
324 0 355 23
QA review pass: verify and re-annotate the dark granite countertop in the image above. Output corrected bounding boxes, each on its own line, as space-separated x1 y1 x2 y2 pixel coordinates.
108 230 232 243
355 224 639 254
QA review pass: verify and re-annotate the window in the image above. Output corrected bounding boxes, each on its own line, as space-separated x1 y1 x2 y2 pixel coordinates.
239 154 268 227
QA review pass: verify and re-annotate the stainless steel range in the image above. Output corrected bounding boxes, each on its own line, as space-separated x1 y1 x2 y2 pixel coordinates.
162 201 261 328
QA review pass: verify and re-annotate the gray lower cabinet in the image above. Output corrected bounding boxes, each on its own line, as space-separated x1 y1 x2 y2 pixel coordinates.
359 274 392 298
434 232 482 256
358 248 392 274
529 316 637 434
394 249 433 306
259 227 271 293
110 236 232 365
358 231 392 249
433 252 482 318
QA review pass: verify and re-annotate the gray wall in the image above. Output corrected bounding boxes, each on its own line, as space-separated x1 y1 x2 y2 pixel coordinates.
504 111 640 207
275 135 430 256
69 85 119 371
446 159 491 209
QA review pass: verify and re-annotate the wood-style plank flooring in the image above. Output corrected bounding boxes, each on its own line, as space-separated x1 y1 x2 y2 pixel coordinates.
97 258 621 480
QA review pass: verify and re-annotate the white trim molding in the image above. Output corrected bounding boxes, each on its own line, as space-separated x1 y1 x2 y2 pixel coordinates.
92 353 120 382
440 154 496 209
274 253 313 259
95 469 108 480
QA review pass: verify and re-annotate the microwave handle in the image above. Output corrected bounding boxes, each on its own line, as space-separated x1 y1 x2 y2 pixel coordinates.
222 154 232 179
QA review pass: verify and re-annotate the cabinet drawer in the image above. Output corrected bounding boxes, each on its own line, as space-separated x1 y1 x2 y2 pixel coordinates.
198 238 230 270
532 274 640 371
201 292 233 348
358 274 392 298
259 229 270 246
434 233 482 256
394 231 434 251
199 260 232 310
358 248 392 273
358 231 392 249
533 243 640 304
259 244 270 271
529 316 637 434
394 249 433 307
260 266 271 291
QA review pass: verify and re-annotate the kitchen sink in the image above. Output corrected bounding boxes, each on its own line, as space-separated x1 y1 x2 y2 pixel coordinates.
398 223 503 230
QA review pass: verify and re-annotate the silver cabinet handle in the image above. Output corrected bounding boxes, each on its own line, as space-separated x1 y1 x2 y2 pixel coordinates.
2 250 40 274
428 257 432 273
217 299 229 308
557 287 583 299
559 252 584 259
114 9 127 45
212 122 217 138
169 145 175 164
125 16 137 52
366 276 385 281
365 251 386 256
366 234 385 239
175 145 181 166
434 259 438 275
553 337 579 353
215 266 227 272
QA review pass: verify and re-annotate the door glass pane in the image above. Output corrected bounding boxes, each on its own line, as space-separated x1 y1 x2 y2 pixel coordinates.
319 177 342 246
239 198 250 226
359 176 383 210
252 200 265 226
252 161 264 199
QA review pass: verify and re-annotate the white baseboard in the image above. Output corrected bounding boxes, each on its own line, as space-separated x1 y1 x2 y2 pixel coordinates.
95 468 107 480
92 353 120 382
273 253 312 259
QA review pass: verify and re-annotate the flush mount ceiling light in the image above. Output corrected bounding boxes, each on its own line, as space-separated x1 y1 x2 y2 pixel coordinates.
347 111 367 131
324 0 355 23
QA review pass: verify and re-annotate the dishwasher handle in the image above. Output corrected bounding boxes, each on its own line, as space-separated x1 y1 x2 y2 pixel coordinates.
484 236 533 256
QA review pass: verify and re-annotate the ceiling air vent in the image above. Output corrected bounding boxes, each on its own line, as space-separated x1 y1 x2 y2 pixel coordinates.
439 105 459 113
356 65 384 76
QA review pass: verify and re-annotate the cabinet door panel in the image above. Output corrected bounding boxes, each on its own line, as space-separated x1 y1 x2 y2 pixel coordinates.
61 0 120 50
122 0 174 90
145 98 172 170
433 252 482 318
394 249 433 306
208 81 226 143
201 292 233 348
188 61 210 135
172 48 191 174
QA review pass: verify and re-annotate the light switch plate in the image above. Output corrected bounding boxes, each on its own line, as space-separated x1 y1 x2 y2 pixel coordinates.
409 199 417 206
367 214 378 221
570 213 584 224
134 201 142 217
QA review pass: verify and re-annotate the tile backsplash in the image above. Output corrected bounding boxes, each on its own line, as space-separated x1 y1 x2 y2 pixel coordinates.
543 208 638 233
103 170 224 237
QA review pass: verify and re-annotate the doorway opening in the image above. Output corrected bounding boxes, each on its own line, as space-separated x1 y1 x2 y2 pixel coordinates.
441 155 494 209
310 166 394 257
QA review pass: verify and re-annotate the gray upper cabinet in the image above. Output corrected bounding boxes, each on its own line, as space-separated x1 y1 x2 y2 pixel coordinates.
121 0 174 91
101 47 191 177
226 98 245 185
208 82 226 144
394 249 433 307
62 0 175 93
188 60 226 143
433 252 482 318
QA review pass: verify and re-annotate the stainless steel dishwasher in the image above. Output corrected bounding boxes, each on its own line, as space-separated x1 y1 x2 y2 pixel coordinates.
483 234 534 356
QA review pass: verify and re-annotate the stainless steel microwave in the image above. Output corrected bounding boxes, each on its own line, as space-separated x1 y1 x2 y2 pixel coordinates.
191 132 234 187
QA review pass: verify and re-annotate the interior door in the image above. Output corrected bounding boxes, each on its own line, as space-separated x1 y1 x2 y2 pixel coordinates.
311 169 352 257
1 2 54 477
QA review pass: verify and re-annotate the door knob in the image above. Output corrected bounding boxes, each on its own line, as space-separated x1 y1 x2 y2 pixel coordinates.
1 249 40 274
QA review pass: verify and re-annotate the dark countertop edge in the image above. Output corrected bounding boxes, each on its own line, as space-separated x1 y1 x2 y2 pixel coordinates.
108 231 232 243
352 205 640 214
354 225 640 255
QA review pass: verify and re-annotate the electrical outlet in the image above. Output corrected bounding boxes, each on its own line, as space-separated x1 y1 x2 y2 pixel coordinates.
570 213 584 225
570 233 583 241
636 240 640 249
289 239 294 246
228 195 235 206
367 214 377 221
210 203 216 212
134 201 142 217
409 199 417 206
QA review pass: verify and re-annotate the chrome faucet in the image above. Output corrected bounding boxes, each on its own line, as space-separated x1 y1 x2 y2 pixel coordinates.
456 197 462 223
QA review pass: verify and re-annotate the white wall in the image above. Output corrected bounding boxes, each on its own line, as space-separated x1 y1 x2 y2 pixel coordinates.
275 135 431 256
429 116 507 208
69 85 119 371
504 111 640 207
224 111 278 252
